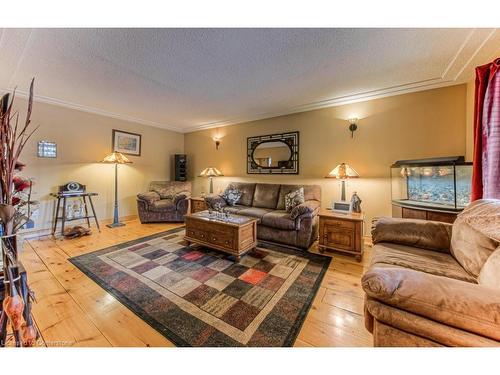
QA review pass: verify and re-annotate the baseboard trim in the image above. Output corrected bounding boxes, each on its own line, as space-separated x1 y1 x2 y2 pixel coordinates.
20 214 139 240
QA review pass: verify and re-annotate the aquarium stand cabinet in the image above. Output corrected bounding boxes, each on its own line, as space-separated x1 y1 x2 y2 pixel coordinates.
391 202 459 223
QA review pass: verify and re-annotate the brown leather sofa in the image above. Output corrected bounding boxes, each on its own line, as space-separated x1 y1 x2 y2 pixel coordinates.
362 199 500 347
205 182 321 249
137 181 191 223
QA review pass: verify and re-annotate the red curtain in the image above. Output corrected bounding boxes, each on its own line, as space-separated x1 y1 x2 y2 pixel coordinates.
471 58 500 201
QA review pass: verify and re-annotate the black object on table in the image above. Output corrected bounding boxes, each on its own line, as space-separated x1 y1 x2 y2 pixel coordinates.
50 192 100 236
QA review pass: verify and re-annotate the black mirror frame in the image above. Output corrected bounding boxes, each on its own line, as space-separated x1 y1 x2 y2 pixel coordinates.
247 131 299 174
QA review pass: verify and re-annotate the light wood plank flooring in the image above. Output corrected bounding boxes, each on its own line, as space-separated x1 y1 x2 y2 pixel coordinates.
19 218 373 347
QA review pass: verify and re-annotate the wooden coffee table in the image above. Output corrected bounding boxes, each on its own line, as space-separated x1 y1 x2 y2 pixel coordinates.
184 211 258 261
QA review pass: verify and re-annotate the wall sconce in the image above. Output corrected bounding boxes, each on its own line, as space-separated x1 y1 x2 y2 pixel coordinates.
213 136 221 150
348 118 358 138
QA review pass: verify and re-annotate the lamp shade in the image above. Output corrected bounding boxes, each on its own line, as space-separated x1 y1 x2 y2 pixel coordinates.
101 151 132 164
325 163 359 179
198 167 223 177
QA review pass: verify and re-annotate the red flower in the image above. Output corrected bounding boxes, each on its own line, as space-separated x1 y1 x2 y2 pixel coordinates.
12 197 21 206
13 176 31 192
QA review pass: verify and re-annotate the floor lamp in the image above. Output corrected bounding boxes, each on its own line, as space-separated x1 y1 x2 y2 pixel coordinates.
101 151 132 228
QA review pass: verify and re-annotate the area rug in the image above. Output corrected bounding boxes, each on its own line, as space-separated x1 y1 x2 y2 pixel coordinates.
70 227 330 347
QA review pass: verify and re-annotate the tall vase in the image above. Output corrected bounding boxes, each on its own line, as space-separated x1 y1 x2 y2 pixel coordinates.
20 270 37 347
0 204 15 237
0 288 6 346
1 233 19 268
0 234 5 346
3 266 24 347
0 233 23 347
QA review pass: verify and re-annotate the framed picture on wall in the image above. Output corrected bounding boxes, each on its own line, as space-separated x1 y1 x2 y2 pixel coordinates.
112 129 141 156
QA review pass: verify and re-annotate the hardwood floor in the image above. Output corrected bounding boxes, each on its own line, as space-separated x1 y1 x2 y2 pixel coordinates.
19 218 373 347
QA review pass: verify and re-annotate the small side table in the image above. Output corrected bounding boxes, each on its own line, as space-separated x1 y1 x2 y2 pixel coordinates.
318 209 364 262
50 192 101 236
190 197 208 214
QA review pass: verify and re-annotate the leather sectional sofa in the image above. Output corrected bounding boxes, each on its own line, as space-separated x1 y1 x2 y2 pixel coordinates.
205 182 321 249
362 199 500 346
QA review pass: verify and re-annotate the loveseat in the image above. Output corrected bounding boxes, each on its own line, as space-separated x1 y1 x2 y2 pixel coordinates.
137 181 191 223
205 182 321 249
362 199 500 347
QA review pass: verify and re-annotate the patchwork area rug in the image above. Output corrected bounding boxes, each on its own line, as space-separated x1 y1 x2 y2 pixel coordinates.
70 227 330 346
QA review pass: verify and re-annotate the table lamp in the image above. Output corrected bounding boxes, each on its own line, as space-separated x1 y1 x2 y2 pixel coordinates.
325 163 359 201
101 151 132 228
198 167 223 194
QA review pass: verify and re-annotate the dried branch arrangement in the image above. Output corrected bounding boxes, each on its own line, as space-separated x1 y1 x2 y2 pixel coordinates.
0 79 39 347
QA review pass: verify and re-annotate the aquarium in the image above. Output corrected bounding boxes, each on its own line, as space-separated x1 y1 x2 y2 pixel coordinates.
391 156 472 212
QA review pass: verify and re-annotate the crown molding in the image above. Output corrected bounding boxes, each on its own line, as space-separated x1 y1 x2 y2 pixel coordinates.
184 28 498 133
20 81 458 134
183 78 461 133
450 28 497 81
0 87 185 133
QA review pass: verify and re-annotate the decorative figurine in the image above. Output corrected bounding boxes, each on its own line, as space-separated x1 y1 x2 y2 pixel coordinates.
350 191 362 213
213 201 223 213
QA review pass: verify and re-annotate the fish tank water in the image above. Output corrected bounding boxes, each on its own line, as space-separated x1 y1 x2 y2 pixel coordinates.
391 156 472 212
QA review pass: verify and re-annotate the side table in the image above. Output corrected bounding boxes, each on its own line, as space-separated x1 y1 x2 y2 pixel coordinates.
190 197 208 214
50 192 101 236
318 209 364 261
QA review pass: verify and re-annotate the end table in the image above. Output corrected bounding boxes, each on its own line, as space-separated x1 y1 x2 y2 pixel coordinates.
318 209 364 261
50 192 100 236
190 197 208 214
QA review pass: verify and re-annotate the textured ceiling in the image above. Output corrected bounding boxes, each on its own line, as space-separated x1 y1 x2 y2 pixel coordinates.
1 28 499 133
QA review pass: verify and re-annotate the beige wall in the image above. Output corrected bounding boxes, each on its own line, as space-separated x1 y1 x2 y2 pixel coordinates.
13 98 184 233
185 84 468 228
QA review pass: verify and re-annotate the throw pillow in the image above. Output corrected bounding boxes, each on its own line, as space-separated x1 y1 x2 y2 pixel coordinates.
221 188 242 206
284 188 305 213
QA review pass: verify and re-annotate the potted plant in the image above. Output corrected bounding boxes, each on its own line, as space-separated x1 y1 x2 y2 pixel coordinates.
0 79 39 347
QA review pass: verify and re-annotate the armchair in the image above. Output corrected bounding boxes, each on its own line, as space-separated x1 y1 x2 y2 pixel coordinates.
137 181 191 223
362 199 500 347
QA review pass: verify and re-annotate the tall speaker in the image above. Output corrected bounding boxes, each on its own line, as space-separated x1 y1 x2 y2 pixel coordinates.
174 154 187 181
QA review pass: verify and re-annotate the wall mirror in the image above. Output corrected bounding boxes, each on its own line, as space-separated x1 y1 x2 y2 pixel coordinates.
247 131 299 174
